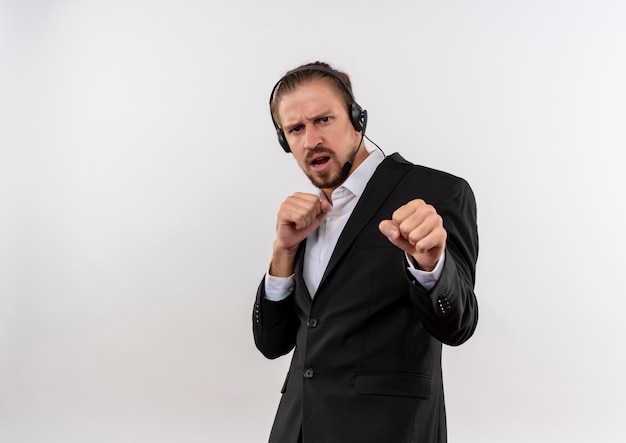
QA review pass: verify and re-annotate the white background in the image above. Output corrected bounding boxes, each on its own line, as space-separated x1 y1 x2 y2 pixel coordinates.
1 0 625 441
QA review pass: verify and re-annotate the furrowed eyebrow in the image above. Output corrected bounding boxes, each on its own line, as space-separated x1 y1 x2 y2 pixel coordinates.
283 122 303 133
282 109 336 132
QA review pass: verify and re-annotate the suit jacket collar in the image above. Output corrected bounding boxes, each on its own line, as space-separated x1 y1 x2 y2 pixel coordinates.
312 153 412 295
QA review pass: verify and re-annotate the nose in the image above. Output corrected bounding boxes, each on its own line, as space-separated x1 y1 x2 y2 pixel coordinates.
303 124 322 150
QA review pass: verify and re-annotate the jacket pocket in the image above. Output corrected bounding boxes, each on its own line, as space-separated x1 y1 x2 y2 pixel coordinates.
355 373 431 398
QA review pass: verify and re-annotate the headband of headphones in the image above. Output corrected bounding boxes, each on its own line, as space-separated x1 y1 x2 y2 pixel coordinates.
269 65 368 153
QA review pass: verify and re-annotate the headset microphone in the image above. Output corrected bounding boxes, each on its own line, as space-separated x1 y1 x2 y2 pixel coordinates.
342 132 365 175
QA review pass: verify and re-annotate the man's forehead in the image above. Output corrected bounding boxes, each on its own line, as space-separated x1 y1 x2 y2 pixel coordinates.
277 79 344 120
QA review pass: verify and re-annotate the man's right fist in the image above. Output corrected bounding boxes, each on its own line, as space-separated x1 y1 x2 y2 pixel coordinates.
275 192 330 251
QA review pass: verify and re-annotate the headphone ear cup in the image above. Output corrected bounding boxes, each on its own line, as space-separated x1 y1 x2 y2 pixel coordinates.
350 103 367 133
277 128 291 153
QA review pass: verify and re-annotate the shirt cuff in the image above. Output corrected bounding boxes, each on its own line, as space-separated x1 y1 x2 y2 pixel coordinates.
406 251 445 291
264 273 295 301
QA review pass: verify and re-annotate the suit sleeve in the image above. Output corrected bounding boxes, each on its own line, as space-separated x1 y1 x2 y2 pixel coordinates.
252 277 299 359
408 176 479 346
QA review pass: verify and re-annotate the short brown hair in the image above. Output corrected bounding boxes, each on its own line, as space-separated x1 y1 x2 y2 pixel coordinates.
269 61 354 126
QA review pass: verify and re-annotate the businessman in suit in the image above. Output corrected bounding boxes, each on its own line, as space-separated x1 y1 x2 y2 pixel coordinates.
253 61 479 443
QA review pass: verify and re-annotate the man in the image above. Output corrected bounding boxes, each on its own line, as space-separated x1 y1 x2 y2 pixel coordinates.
253 61 478 443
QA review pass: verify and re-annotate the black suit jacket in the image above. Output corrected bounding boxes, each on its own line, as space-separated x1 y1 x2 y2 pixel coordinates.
253 153 479 443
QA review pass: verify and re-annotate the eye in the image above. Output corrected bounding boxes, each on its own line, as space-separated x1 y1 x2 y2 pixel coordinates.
319 116 331 123
290 125 304 133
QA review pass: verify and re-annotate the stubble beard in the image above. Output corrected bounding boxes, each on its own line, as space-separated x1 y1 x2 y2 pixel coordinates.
301 148 347 190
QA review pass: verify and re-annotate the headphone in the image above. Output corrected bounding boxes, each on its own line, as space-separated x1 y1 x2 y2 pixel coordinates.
269 65 368 153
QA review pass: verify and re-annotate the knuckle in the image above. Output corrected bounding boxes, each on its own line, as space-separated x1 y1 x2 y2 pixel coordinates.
410 199 425 210
391 209 403 224
398 221 411 237
404 223 419 240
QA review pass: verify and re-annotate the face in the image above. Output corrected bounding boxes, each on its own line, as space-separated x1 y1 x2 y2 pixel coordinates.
276 79 364 194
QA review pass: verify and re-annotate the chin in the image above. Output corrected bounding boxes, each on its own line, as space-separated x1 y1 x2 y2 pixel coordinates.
306 167 346 190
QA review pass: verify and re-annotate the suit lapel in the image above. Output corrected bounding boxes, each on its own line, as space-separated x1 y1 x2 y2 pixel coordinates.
316 153 412 293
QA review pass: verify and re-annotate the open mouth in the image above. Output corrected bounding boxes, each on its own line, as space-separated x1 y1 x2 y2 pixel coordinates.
310 156 330 167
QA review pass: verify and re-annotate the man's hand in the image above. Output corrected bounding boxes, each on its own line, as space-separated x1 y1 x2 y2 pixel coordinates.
270 192 330 277
378 199 446 272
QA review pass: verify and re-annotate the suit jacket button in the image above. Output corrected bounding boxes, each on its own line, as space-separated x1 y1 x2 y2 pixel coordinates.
307 318 318 328
303 368 315 379
437 294 451 314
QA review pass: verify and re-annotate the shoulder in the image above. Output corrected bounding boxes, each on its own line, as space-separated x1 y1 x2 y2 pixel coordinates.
380 152 472 192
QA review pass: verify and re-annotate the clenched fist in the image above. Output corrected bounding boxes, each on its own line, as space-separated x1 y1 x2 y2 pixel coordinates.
270 192 330 277
378 199 446 272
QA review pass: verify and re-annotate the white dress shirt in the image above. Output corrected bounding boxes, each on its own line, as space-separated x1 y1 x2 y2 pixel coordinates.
264 148 445 301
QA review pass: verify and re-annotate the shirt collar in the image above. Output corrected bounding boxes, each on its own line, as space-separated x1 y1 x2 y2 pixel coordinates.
323 147 385 203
